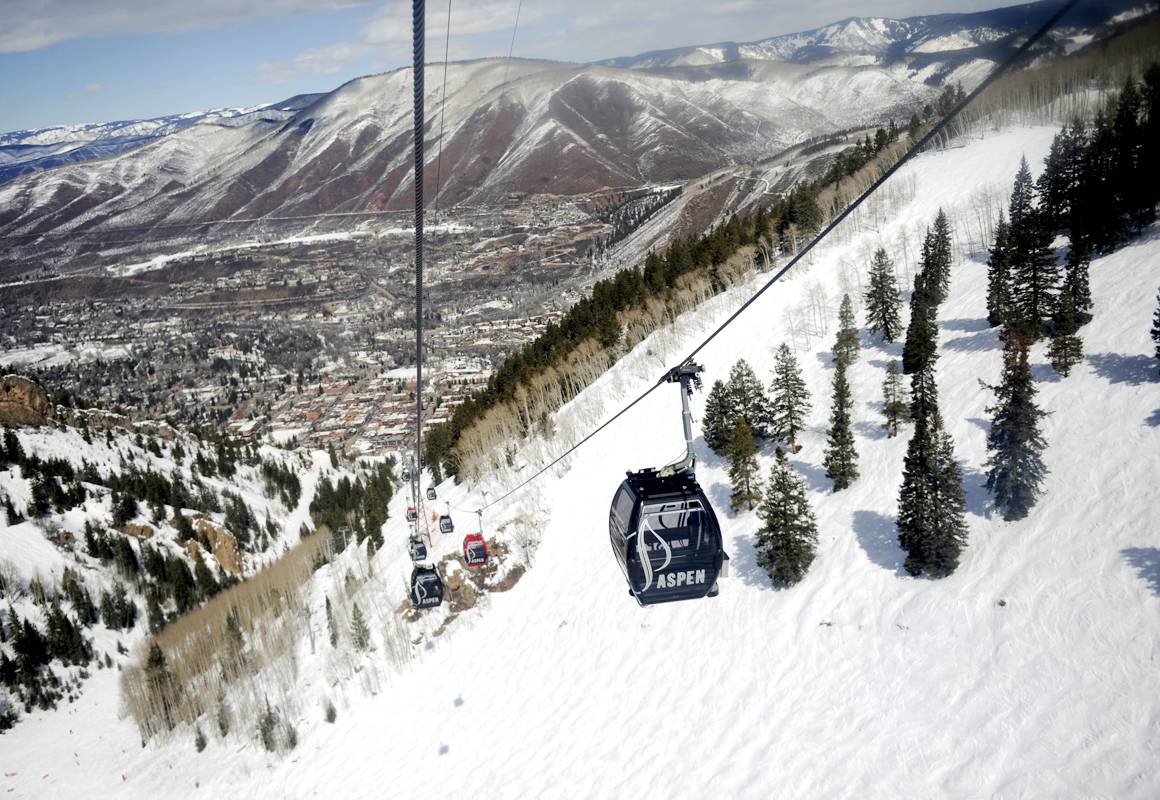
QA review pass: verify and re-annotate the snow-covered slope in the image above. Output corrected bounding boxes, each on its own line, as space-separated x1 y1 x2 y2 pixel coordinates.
3 122 1157 796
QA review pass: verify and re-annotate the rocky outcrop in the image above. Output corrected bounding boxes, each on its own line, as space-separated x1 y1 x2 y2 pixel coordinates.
193 518 242 574
0 375 52 426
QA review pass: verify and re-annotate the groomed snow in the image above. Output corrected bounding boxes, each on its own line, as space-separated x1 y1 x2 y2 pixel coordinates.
3 124 1158 798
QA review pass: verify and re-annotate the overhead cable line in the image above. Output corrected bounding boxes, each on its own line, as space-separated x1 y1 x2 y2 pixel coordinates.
474 0 1078 514
501 0 524 87
432 0 453 223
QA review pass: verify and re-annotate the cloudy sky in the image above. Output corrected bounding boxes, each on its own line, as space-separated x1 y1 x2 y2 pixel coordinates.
0 0 1009 131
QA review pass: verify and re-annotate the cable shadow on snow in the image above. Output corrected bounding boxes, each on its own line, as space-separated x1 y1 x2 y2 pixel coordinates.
1121 547 1160 597
1087 352 1157 386
852 510 906 574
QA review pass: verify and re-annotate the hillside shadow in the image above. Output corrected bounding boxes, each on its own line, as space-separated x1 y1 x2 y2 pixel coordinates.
1031 363 1063 384
1147 408 1160 427
852 510 905 574
853 420 888 440
941 317 990 333
945 329 1000 352
1122 547 1160 597
1087 352 1157 386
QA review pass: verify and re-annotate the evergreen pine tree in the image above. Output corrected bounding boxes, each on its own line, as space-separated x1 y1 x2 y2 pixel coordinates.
882 360 910 438
1047 291 1084 377
1152 287 1160 373
726 359 770 439
702 380 733 456
727 418 761 512
901 273 938 374
768 345 811 449
350 603 370 651
823 359 858 490
1006 156 1059 334
325 596 338 647
984 335 1050 521
833 294 861 366
1063 235 1094 321
1110 76 1147 237
146 593 165 635
755 449 818 588
896 365 967 577
864 248 903 342
924 209 953 306
986 214 1013 327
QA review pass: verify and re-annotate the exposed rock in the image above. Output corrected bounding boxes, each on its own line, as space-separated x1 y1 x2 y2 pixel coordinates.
193 518 242 574
0 375 52 426
118 523 155 540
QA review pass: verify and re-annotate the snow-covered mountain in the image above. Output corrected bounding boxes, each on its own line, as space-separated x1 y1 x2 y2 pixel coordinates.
602 0 1151 68
2 115 1158 796
0 0 1147 252
0 96 324 186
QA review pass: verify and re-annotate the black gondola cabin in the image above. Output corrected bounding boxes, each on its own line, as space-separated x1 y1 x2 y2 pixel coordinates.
408 535 427 562
439 514 455 535
426 487 437 501
608 468 726 606
410 566 444 609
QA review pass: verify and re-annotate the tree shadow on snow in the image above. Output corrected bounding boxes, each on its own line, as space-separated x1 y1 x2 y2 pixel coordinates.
791 459 833 494
853 420 888 441
852 510 906 574
816 350 836 366
1121 547 1160 597
960 463 992 519
729 529 775 590
967 417 991 434
1147 408 1160 428
941 317 991 333
1087 352 1157 386
1030 363 1063 384
944 328 1000 352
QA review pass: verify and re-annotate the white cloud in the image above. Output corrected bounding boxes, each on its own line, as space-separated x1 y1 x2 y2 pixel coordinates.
83 82 104 93
0 0 372 53
257 42 372 83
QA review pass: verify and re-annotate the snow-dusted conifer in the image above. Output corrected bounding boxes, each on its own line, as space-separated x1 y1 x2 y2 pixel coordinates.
833 294 861 367
984 335 1049 520
823 359 858 490
768 344 810 448
727 418 761 512
864 248 903 342
756 449 818 588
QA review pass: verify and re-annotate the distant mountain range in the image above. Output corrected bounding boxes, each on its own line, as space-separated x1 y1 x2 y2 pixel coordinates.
0 0 1150 251
0 95 325 185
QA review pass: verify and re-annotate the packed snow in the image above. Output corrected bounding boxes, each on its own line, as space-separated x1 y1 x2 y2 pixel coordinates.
2 123 1159 798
